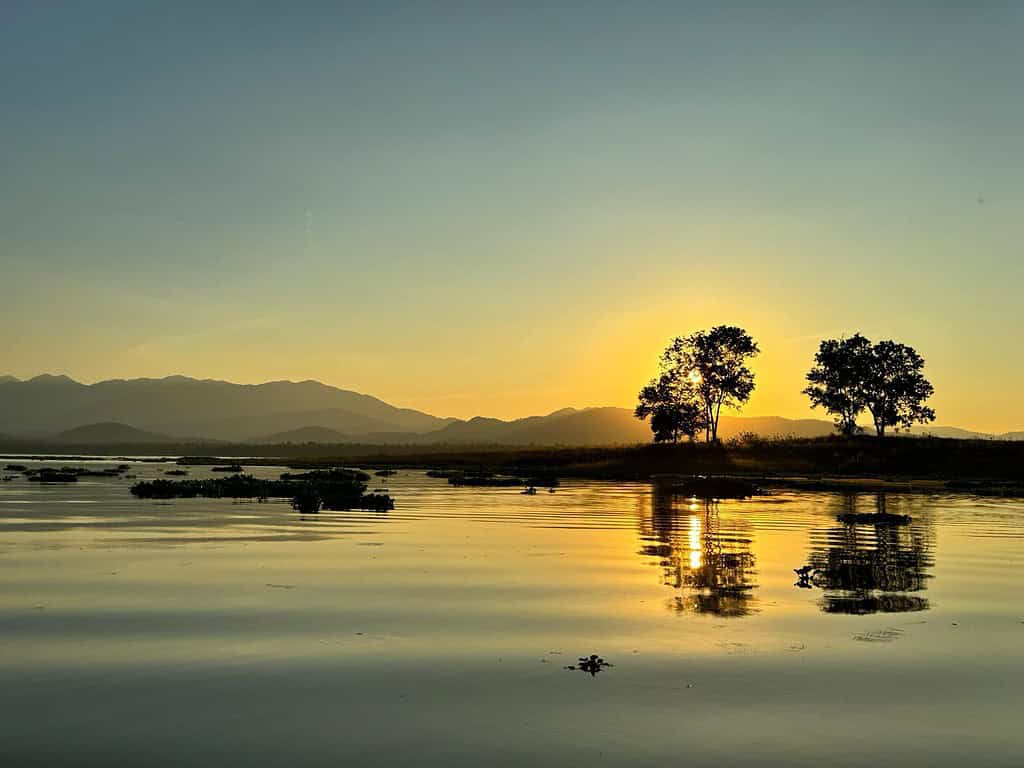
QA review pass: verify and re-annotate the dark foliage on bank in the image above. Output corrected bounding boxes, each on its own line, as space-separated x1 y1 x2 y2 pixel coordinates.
338 435 1024 490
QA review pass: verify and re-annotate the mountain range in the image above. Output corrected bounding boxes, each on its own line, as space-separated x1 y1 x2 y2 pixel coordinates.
0 374 1019 446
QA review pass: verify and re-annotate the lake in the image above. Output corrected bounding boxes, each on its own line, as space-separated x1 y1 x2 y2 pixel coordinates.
1 459 1022 766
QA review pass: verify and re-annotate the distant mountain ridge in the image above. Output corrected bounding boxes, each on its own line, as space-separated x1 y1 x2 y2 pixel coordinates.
55 422 173 444
0 374 1019 446
0 375 453 441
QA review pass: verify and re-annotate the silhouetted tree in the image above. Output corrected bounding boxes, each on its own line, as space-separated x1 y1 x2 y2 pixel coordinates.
803 334 873 436
657 326 759 442
634 372 704 443
803 335 935 438
861 340 936 437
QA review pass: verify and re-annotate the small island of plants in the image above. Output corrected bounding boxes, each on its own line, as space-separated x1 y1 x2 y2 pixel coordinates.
130 468 393 512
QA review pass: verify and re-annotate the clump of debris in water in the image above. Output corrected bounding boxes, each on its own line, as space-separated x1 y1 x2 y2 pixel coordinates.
565 654 613 676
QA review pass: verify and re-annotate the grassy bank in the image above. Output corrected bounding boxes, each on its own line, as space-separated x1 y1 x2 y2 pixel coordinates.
4 436 1024 493
333 436 1024 484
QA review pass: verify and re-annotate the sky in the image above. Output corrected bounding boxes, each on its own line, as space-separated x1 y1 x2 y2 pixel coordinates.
1 2 1021 430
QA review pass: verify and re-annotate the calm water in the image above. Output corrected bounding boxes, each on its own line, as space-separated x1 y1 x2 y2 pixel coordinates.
1 460 1022 767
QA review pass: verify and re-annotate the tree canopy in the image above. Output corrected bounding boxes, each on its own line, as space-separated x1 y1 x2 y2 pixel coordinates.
804 335 935 437
634 371 704 443
803 334 873 436
636 326 759 443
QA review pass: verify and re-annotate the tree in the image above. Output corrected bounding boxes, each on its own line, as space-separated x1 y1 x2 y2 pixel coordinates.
803 334 873 436
659 326 760 442
860 340 936 437
635 371 704 443
802 335 936 438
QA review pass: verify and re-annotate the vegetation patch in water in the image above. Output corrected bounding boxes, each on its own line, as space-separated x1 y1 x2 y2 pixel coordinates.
565 654 613 676
26 468 79 483
836 511 911 525
280 468 370 483
447 473 524 487
23 465 130 482
130 472 393 511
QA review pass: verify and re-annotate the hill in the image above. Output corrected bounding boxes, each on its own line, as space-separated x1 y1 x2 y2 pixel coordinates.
0 373 1019 448
0 375 453 440
252 426 350 444
412 410 840 446
55 422 174 444
421 407 650 445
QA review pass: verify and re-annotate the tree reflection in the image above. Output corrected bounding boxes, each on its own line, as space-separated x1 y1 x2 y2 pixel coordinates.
796 493 934 614
639 486 758 617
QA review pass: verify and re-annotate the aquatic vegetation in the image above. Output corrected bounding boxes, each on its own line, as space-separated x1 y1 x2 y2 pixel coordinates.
165 469 189 476
26 469 79 483
22 465 129 480
425 469 461 479
130 472 393 511
565 654 613 676
447 473 524 487
280 468 370 483
836 511 911 525
290 485 323 514
211 464 244 473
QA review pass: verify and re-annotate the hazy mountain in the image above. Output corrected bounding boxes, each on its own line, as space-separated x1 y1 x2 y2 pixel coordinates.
0 375 453 440
410 413 1022 446
251 426 350 444
909 425 993 440
423 407 651 445
55 422 173 444
0 374 1020 447
380 410 841 446
717 415 838 440
909 426 1024 441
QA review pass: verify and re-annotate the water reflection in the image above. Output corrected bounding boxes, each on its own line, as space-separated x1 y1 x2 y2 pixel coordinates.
796 494 934 614
639 487 758 617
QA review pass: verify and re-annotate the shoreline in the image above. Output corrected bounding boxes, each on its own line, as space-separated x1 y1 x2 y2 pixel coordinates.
5 440 1024 497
